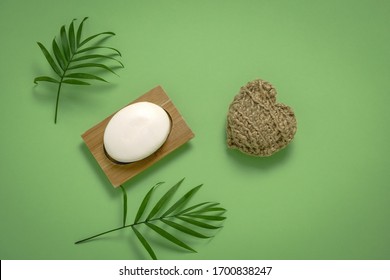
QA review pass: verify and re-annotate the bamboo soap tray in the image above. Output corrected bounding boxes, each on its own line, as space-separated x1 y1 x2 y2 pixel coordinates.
82 86 195 187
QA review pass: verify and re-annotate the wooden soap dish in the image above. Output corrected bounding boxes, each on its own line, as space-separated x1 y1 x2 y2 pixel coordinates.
81 86 195 187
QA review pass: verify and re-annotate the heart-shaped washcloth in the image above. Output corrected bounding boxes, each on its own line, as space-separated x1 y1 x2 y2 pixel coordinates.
226 79 297 156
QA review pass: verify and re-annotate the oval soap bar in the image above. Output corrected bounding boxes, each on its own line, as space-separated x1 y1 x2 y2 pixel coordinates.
103 102 171 163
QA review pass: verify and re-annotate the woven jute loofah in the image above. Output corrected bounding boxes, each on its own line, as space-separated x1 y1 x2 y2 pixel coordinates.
226 79 297 156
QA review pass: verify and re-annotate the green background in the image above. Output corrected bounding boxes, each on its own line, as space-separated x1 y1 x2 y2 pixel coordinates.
1 0 389 260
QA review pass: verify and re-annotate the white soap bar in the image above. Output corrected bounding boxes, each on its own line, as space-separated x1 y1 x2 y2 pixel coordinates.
103 102 171 163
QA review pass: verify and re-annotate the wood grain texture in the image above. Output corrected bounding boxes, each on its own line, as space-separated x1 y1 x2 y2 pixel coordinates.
81 86 195 187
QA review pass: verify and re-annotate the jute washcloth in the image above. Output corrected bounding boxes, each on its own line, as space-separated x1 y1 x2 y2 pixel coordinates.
226 79 297 156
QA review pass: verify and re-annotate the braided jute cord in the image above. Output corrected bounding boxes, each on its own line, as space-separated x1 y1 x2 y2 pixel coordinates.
226 79 297 157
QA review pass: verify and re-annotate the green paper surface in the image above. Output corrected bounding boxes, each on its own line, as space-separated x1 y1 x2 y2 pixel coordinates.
0 0 389 259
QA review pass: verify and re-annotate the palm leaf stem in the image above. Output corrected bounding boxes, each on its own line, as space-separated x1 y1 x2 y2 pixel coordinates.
75 225 125 244
74 210 224 245
120 185 128 227
74 217 168 244
53 51 75 124
54 81 62 124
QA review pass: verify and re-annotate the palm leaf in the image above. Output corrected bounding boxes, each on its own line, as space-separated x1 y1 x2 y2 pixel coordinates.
134 180 224 259
79 31 115 47
177 216 222 229
161 219 211 239
60 25 71 60
67 63 117 75
146 178 184 220
52 39 66 70
34 17 123 124
183 214 226 221
72 54 124 67
76 17 88 47
34 76 59 84
134 182 164 224
68 20 76 54
132 226 157 260
162 184 202 217
37 42 62 77
62 79 90 85
65 73 107 82
75 179 226 260
146 222 196 252
176 202 217 215
190 206 226 214
76 46 122 56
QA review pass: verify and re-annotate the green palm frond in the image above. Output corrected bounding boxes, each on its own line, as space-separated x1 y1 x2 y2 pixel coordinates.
34 17 124 124
75 179 226 260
